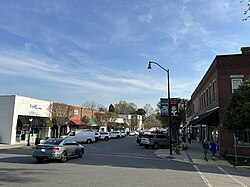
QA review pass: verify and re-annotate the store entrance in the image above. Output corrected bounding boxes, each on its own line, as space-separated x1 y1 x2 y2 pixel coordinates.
16 115 48 144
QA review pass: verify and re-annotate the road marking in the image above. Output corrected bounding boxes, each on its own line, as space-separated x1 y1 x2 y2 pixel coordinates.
217 166 248 187
87 152 163 161
193 165 213 187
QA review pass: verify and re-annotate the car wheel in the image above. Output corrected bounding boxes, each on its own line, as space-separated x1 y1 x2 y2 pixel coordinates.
78 149 83 158
117 136 120 139
60 151 67 163
36 157 44 163
104 136 109 141
86 139 92 144
153 143 159 149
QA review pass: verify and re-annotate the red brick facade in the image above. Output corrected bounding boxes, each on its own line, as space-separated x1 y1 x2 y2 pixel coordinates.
189 47 250 157
70 106 96 120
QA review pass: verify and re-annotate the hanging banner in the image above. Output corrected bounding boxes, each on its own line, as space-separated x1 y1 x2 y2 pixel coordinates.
160 98 178 117
160 98 169 117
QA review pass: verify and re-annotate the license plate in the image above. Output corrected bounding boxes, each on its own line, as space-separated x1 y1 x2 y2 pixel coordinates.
41 149 45 152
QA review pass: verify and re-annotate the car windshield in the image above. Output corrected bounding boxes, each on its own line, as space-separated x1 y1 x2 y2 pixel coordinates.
143 134 154 138
44 138 64 145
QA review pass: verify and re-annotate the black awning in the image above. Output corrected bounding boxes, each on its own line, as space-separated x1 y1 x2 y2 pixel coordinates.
189 108 219 126
18 115 48 127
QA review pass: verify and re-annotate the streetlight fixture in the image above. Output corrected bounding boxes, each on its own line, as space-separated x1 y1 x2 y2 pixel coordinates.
27 118 33 146
147 61 173 155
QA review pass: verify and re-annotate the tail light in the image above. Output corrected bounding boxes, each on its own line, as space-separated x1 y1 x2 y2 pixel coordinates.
52 147 60 151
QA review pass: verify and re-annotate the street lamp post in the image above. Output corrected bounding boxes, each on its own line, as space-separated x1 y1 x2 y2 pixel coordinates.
147 61 173 155
27 118 33 146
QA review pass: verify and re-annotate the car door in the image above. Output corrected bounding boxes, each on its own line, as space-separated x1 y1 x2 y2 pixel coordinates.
63 138 75 156
70 139 80 155
156 134 169 146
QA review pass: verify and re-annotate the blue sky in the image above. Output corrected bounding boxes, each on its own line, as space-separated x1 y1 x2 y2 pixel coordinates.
0 0 249 109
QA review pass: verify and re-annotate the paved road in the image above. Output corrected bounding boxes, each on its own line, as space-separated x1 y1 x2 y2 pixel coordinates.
0 136 249 187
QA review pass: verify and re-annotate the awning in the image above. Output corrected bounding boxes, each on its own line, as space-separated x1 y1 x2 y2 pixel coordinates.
88 119 99 126
70 119 85 125
189 108 219 126
18 115 48 127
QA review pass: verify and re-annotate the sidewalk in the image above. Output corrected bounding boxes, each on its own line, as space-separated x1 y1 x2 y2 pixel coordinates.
0 142 34 150
155 140 233 167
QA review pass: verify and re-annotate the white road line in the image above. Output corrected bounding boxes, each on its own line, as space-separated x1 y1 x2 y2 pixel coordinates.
88 152 163 160
193 165 213 187
217 166 248 187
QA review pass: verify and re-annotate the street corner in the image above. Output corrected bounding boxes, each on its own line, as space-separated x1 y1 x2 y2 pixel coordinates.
154 149 170 159
154 149 191 164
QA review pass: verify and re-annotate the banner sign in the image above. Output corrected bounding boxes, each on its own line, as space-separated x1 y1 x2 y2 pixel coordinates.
160 98 178 117
160 98 169 116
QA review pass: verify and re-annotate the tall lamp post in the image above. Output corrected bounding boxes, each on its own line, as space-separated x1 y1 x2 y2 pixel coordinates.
147 61 173 155
27 118 33 146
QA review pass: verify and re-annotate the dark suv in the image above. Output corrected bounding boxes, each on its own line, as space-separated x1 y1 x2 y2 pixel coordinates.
140 133 170 149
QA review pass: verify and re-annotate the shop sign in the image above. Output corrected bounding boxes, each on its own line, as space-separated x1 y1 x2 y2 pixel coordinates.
30 104 42 110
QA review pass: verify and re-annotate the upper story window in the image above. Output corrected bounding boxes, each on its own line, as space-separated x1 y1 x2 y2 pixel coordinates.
230 75 244 93
212 81 216 102
208 85 212 104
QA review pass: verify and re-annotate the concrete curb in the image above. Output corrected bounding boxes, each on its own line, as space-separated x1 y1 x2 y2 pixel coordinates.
154 149 234 167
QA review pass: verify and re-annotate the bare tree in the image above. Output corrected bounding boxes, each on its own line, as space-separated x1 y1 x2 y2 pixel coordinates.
114 101 137 114
97 104 107 112
82 100 97 110
143 104 155 117
48 103 75 137
241 0 250 21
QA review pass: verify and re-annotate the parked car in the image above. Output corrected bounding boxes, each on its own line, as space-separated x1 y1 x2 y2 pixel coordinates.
140 133 170 149
95 132 101 142
110 131 122 139
136 132 144 145
129 131 137 136
120 130 127 138
99 132 110 141
33 137 84 163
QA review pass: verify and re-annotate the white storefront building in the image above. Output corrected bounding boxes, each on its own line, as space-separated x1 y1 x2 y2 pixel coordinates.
0 95 51 145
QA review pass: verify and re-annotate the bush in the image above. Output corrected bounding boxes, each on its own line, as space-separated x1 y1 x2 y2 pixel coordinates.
226 155 250 166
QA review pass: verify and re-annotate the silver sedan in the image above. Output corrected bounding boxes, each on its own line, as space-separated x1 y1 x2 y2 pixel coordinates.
33 137 84 163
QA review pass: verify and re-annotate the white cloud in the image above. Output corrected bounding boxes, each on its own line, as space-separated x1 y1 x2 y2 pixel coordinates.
138 14 153 23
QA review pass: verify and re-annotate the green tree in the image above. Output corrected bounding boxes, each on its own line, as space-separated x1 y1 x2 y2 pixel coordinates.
108 104 115 112
136 108 146 116
223 79 250 132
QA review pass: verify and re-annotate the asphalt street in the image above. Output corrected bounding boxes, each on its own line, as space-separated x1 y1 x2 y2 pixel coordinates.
0 136 249 187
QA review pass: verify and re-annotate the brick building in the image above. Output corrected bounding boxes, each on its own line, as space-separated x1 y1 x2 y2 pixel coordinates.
188 47 250 157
